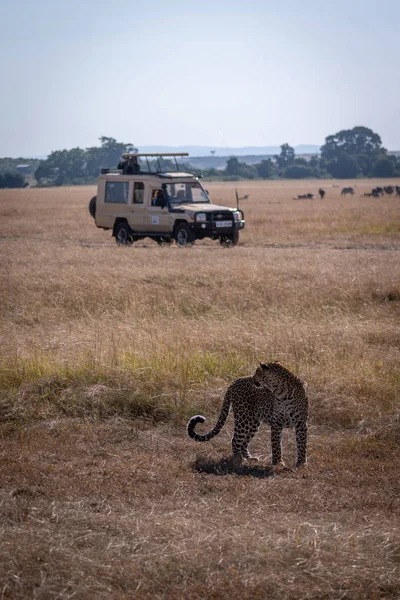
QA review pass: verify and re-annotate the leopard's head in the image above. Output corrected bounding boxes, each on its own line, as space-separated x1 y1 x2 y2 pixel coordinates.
254 361 308 395
253 361 285 385
253 361 282 385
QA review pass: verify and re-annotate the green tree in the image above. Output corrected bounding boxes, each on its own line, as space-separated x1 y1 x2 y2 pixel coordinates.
284 164 314 179
225 157 258 179
274 143 295 171
202 167 220 177
225 157 241 176
34 137 138 185
86 137 137 177
256 158 277 179
371 156 395 177
294 157 308 166
320 126 385 176
35 148 87 185
324 153 361 179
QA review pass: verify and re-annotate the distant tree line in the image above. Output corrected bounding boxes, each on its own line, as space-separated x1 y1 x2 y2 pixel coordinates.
0 127 399 188
0 157 41 188
34 137 137 186
215 127 400 180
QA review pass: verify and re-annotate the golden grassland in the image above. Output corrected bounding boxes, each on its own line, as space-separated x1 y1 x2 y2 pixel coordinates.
0 180 399 599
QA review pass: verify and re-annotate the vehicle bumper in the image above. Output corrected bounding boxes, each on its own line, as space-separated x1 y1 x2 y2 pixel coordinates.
192 219 245 236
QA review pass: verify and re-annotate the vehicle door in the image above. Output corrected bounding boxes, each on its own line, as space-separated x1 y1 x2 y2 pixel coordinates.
146 188 173 232
127 181 147 231
99 179 130 228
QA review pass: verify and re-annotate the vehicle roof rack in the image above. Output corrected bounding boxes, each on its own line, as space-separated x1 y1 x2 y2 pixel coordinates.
121 152 190 174
121 153 189 159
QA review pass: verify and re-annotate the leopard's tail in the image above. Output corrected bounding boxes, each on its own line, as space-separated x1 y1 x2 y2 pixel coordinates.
187 389 231 442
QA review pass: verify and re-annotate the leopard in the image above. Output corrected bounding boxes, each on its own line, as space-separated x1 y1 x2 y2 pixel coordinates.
187 361 309 467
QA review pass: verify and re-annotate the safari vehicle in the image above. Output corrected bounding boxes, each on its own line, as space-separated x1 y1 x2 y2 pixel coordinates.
88 153 245 247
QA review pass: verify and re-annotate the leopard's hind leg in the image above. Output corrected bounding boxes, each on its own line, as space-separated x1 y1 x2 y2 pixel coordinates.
232 418 261 461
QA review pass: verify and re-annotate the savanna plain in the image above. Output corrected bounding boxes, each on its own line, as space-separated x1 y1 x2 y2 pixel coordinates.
0 180 399 599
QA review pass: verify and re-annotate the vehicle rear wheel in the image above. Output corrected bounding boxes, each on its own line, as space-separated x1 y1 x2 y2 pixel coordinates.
115 222 133 245
174 223 195 246
88 196 97 219
219 230 239 247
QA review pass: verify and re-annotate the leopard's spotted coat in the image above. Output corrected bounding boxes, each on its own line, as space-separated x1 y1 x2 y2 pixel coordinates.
187 362 308 467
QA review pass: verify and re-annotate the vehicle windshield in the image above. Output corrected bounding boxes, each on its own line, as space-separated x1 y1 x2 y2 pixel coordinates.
163 181 210 205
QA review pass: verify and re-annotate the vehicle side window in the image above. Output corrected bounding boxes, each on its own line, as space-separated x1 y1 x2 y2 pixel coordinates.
105 181 128 204
133 182 144 204
151 189 166 207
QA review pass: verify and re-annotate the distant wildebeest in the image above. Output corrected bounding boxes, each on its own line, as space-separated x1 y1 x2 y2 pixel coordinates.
341 187 354 196
293 193 315 200
371 187 384 197
384 186 394 195
318 188 325 199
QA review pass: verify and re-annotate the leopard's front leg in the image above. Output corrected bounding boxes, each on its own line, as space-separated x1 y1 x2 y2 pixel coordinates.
295 422 308 467
270 421 283 465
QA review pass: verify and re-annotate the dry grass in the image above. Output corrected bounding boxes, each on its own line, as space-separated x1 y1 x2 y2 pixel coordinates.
0 180 399 599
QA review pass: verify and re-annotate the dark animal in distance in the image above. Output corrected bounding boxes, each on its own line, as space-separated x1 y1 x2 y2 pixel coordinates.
341 187 355 196
363 188 382 197
372 187 384 196
362 186 398 198
318 188 325 199
293 193 315 200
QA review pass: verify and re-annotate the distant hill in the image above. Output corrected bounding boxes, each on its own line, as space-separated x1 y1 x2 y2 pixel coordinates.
180 152 320 171
138 145 321 157
179 155 269 170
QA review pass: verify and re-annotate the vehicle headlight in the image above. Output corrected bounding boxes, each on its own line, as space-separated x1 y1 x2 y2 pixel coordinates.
233 211 241 221
195 213 207 222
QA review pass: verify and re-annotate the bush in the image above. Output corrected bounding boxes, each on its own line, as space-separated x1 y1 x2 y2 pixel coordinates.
0 171 28 188
284 164 314 179
325 154 361 179
256 159 277 179
370 156 396 178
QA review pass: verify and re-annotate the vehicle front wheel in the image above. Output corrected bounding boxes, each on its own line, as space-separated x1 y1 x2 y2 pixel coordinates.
174 223 195 246
219 230 239 247
115 222 133 246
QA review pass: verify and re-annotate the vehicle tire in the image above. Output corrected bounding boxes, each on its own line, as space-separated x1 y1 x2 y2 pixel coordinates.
219 230 239 247
174 223 195 246
156 236 173 246
115 222 133 246
88 196 97 219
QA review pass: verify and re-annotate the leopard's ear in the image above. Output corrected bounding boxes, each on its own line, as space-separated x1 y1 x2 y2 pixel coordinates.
260 363 267 369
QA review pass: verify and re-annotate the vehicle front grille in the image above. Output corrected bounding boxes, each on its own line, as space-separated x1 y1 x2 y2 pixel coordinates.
209 211 233 223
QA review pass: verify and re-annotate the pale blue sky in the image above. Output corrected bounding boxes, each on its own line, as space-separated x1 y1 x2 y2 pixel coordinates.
1 0 399 156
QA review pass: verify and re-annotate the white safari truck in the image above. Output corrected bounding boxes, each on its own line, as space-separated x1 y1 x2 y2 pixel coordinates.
88 153 245 247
